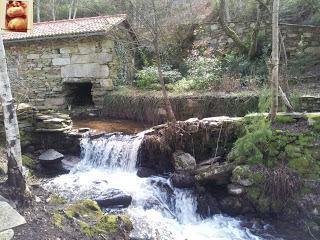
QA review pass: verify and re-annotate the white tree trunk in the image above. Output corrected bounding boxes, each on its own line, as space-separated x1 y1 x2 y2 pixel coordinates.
270 0 279 119
0 34 26 192
36 0 41 23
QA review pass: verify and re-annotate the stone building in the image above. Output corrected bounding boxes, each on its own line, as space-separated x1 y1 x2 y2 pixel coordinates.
3 15 134 109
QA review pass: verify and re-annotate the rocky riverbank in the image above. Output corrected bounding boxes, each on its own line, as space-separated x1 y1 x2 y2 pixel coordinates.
138 113 320 238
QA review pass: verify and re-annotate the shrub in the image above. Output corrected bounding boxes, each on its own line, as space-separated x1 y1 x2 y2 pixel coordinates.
136 66 182 90
184 56 222 89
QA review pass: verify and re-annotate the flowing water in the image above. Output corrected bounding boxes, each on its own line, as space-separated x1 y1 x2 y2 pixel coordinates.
46 132 264 240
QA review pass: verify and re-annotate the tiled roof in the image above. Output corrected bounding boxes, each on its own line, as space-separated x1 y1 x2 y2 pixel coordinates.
3 15 127 42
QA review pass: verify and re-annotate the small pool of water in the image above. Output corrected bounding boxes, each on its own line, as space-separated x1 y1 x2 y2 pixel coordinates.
73 118 150 134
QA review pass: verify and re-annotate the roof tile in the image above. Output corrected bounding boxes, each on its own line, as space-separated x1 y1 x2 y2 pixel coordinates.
3 15 126 42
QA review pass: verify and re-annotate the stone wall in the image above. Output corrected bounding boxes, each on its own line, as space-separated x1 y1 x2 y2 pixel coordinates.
4 35 117 109
102 91 320 124
195 22 320 57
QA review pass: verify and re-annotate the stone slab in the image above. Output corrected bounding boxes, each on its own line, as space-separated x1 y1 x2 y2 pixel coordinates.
61 63 109 78
0 229 14 240
38 149 64 162
0 202 26 232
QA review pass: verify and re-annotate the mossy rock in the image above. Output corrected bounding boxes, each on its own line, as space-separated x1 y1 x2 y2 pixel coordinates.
61 200 133 238
64 199 103 220
53 212 64 228
22 155 37 169
48 194 68 205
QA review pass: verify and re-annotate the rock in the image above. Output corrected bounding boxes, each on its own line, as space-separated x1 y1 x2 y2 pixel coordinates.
78 128 90 133
170 172 195 188
0 196 16 209
198 156 222 166
38 149 64 166
195 163 235 185
137 167 156 178
95 190 132 208
0 229 14 240
227 184 244 196
231 165 254 187
196 192 220 217
0 202 26 232
173 151 196 171
61 155 81 172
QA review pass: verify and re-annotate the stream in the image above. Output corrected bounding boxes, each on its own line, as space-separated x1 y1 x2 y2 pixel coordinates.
45 130 275 240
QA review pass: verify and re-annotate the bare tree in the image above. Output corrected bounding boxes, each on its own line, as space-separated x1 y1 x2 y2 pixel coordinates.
0 34 27 200
124 0 179 123
68 0 78 19
51 0 56 21
270 0 279 119
36 0 41 23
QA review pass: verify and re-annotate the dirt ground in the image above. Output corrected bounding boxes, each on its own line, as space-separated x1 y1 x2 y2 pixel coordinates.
0 178 89 240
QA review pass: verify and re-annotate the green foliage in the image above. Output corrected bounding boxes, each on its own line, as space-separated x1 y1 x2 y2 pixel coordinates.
136 66 182 90
258 88 271 113
22 155 37 169
171 56 223 91
229 114 320 179
228 117 273 166
221 49 269 84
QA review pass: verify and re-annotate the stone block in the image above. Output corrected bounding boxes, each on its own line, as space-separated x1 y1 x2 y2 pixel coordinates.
27 54 40 60
41 53 61 59
100 65 110 78
71 53 112 64
101 40 114 50
60 47 78 54
52 58 70 66
303 32 313 38
78 43 96 54
304 47 320 55
99 79 113 91
61 63 109 78
44 97 65 107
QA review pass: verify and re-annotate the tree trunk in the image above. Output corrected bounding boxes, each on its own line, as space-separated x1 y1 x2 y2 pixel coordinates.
270 0 279 119
224 0 231 22
153 39 176 124
73 0 78 19
36 0 41 23
218 0 248 54
0 34 26 197
69 0 75 19
248 3 262 59
51 0 56 21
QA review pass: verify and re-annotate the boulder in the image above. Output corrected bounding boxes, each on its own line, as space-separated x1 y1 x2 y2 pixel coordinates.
0 202 26 232
137 167 156 178
170 172 195 188
173 151 196 171
38 149 64 166
231 165 254 187
95 189 132 208
195 163 235 185
196 192 220 217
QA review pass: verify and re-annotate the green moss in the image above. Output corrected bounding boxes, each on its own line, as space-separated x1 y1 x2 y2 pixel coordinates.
64 200 103 220
48 194 68 205
22 155 37 169
77 220 94 237
53 213 64 228
275 115 297 124
76 215 133 237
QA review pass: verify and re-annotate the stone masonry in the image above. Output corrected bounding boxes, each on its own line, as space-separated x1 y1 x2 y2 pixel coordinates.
5 36 116 109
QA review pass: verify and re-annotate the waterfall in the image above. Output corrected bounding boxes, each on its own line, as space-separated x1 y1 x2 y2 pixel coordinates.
46 132 263 240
